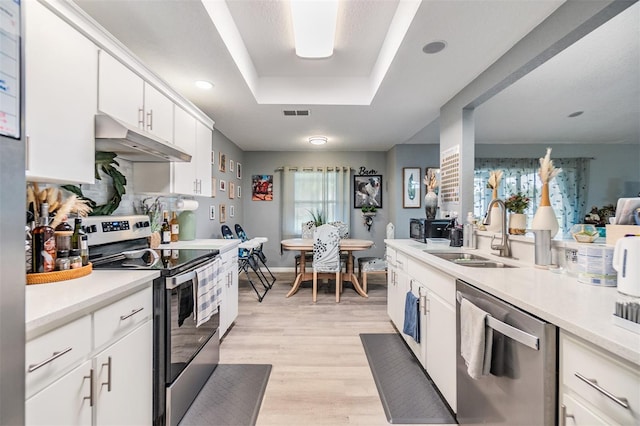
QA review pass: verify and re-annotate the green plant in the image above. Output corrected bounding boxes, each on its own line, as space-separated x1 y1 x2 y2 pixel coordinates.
361 205 377 214
307 209 326 226
504 192 530 214
135 196 163 232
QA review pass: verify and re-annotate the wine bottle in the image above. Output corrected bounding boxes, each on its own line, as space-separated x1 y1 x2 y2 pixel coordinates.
161 211 171 244
71 217 82 250
170 211 180 242
32 203 56 273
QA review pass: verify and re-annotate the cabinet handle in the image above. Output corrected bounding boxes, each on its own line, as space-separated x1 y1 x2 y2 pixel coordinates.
560 404 574 426
27 347 73 372
83 368 94 407
574 372 629 409
101 356 112 392
147 109 153 131
120 307 144 320
420 295 428 315
138 108 144 127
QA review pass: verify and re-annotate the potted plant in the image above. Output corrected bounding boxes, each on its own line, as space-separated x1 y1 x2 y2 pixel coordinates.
135 196 163 247
361 205 377 216
505 192 530 235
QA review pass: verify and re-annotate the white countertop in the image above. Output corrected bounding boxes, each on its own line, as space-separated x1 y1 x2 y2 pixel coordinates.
159 239 240 252
386 239 640 366
26 270 159 339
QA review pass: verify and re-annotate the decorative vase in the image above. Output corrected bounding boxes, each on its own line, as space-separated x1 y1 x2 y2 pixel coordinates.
425 191 438 219
531 183 559 237
508 213 527 235
486 188 503 232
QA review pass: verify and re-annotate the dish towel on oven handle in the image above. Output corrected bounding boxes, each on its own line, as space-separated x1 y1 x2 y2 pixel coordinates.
193 257 222 328
402 291 420 343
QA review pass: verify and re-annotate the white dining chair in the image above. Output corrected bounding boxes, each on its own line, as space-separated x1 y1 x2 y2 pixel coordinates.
312 224 342 303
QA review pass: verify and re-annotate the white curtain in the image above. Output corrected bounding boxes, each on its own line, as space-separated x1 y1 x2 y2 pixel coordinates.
280 166 351 239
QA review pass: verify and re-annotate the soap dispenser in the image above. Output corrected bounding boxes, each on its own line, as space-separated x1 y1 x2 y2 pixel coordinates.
463 212 476 248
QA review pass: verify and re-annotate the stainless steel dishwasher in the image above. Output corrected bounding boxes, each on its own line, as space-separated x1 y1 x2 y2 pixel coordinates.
456 280 557 425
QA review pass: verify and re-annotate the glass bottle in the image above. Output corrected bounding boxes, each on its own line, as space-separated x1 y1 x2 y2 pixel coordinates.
68 249 83 269
161 211 171 244
170 211 180 242
71 217 83 251
55 250 70 271
32 203 56 273
80 234 89 266
55 220 73 251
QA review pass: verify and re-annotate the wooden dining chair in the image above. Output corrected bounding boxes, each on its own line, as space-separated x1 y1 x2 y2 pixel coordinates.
312 224 342 303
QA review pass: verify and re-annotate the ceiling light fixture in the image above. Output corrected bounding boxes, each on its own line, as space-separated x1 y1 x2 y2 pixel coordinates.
422 40 447 54
568 111 584 118
290 0 338 58
195 80 214 90
309 136 328 145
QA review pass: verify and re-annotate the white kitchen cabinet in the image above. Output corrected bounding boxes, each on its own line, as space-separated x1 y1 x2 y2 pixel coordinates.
559 331 639 426
24 0 97 184
220 248 239 338
172 106 197 194
25 285 153 426
386 247 408 331
98 51 173 143
195 119 213 196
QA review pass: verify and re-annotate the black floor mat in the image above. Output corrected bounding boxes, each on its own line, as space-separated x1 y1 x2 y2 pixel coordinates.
179 364 272 426
360 333 456 424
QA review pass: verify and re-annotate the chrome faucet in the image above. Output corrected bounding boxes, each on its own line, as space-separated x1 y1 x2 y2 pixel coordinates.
483 199 511 258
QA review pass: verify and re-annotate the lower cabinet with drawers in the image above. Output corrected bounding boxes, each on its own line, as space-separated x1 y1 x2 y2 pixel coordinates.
25 284 153 426
559 330 639 425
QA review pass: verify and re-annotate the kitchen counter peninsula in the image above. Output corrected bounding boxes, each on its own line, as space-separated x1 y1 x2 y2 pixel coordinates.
385 239 640 366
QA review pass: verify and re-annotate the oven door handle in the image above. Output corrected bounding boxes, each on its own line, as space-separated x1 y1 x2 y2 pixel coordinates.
166 260 214 290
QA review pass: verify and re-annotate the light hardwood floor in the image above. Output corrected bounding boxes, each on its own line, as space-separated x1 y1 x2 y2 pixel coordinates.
220 271 440 426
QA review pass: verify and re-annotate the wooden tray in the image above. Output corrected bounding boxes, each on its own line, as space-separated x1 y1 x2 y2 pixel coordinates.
27 263 92 285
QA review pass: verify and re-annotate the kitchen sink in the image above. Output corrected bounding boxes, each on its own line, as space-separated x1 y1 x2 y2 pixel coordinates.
424 251 517 268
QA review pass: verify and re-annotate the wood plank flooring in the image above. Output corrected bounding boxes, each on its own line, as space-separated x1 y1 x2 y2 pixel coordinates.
220 272 441 426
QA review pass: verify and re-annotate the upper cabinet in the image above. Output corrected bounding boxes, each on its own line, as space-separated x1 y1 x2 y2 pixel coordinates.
98 51 174 143
172 106 197 194
25 0 97 184
195 120 212 196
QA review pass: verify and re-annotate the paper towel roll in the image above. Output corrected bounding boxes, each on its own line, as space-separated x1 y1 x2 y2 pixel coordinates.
176 199 199 211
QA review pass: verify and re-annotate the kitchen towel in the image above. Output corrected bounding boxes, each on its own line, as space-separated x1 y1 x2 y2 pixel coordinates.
193 257 222 327
402 291 420 343
460 297 493 379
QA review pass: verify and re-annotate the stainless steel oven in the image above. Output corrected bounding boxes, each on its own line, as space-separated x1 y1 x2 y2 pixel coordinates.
85 215 220 426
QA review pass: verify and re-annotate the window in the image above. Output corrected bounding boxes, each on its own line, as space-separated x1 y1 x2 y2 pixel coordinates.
474 157 590 233
281 166 350 239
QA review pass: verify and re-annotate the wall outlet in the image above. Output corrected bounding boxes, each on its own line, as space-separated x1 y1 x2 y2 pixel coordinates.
209 205 215 220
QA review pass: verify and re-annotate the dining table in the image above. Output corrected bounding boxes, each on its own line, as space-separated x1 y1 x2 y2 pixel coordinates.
280 238 375 298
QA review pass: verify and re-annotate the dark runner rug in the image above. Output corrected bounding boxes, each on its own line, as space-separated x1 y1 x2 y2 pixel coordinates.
360 333 456 424
179 364 272 426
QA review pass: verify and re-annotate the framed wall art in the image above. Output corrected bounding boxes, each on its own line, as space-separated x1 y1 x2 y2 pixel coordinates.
219 179 226 192
252 174 273 201
230 160 234 172
354 175 382 208
219 204 226 223
211 178 217 197
218 152 226 172
237 185 241 198
236 163 242 179
229 182 235 199
403 167 421 208
230 205 235 218
209 205 215 220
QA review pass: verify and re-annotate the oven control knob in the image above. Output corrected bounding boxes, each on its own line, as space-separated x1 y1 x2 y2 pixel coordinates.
86 224 97 234
143 221 150 227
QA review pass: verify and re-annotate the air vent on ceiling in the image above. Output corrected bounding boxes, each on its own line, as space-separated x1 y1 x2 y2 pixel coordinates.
283 110 310 116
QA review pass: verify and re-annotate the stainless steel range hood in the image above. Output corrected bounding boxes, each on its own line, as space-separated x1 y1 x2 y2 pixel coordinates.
95 113 191 162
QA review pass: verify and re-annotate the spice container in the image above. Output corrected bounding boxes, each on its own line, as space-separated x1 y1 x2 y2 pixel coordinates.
55 250 70 271
55 221 73 251
69 249 83 269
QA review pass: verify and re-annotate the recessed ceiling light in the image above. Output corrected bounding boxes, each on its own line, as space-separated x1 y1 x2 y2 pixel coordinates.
422 40 447 54
195 80 214 90
568 111 584 118
309 136 328 145
290 0 338 58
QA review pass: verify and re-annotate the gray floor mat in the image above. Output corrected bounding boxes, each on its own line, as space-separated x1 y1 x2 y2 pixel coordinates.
179 364 272 426
360 333 456 424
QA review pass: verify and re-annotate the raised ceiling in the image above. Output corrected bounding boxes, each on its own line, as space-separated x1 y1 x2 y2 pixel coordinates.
74 0 638 151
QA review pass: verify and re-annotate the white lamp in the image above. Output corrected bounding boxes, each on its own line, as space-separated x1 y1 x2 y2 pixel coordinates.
309 136 328 145
290 0 338 58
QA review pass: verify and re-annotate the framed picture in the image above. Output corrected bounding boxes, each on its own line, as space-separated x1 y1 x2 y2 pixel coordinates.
230 160 234 172
219 204 226 223
236 163 242 179
209 205 216 220
403 167 421 208
230 205 235 218
211 178 217 197
218 152 226 172
229 182 235 199
354 175 382 208
252 174 273 201
219 179 226 192
237 185 241 198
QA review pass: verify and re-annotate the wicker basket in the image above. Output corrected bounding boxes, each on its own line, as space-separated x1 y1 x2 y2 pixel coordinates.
27 263 92 285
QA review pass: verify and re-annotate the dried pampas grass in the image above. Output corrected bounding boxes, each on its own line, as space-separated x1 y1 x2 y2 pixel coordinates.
487 170 503 190
538 147 562 184
27 183 93 224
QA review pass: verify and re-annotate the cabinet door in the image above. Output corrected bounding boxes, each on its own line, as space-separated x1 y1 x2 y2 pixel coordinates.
25 0 97 184
172 106 197 195
143 83 174 143
195 120 213 196
561 393 612 425
94 321 152 426
25 360 92 426
220 251 239 338
425 290 457 412
98 51 144 128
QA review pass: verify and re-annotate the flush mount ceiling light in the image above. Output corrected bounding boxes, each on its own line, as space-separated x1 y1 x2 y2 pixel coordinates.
194 80 214 90
568 111 584 118
290 0 338 58
422 40 447 54
309 136 328 145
